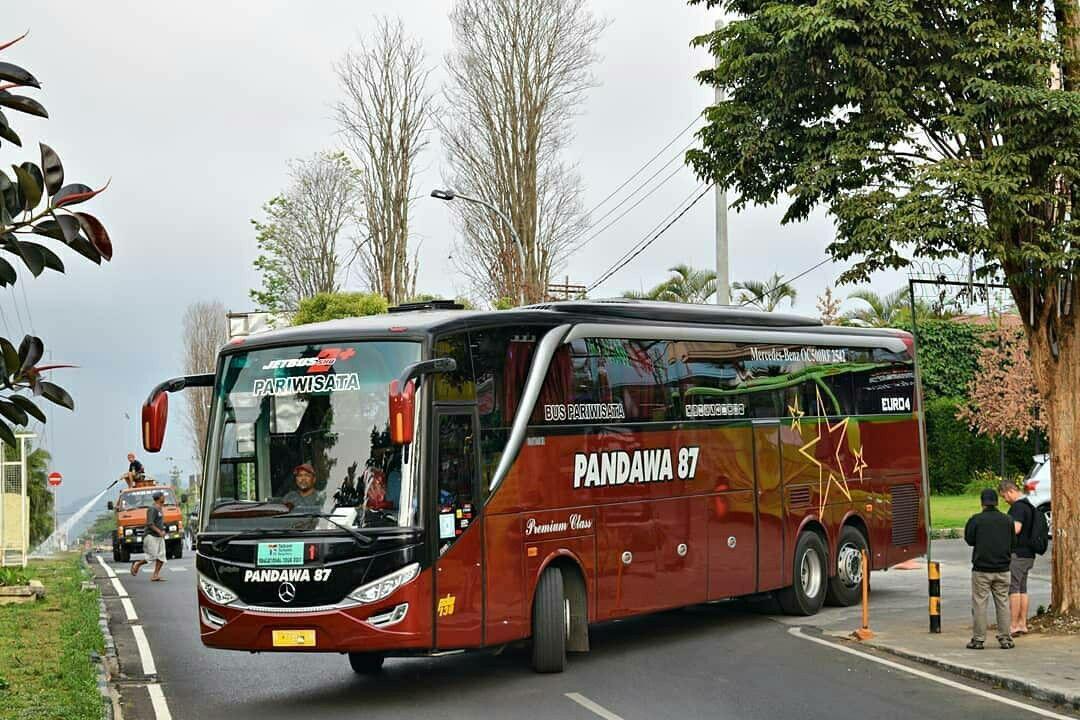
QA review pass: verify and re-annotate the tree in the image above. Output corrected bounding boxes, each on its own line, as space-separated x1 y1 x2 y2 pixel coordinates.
0 33 113 446
732 273 797 311
816 286 843 325
336 18 431 305
622 264 717 303
689 0 1080 612
440 0 603 304
23 444 52 546
844 287 909 328
958 323 1045 440
292 292 389 326
182 301 227 469
250 152 361 312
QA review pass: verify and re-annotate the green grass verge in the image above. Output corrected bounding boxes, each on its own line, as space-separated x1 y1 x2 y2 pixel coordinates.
0 553 104 720
930 493 982 530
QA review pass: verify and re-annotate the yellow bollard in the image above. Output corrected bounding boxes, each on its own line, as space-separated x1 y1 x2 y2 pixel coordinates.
853 549 875 640
928 561 942 633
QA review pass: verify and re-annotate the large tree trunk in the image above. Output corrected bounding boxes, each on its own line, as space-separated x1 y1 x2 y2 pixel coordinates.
1023 294 1080 615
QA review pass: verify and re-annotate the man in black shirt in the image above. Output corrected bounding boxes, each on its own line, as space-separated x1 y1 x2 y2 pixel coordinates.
1001 480 1036 635
963 488 1014 649
125 453 145 488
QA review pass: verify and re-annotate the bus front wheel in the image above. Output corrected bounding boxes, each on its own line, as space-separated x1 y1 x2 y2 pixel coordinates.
348 652 385 675
531 567 567 673
777 532 827 616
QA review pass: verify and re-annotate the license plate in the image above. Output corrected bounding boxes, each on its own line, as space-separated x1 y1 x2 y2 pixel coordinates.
272 630 316 647
257 542 304 566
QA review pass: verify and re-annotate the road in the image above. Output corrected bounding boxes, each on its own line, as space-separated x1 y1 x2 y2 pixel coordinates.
92 541 1071 720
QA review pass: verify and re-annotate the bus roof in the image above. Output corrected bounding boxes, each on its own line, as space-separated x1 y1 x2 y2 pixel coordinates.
228 299 906 352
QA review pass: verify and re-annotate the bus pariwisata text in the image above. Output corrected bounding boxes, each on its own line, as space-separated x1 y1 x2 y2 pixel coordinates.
141 299 927 674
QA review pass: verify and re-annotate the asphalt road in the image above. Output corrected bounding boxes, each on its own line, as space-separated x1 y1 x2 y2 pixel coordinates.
93 541 1070 720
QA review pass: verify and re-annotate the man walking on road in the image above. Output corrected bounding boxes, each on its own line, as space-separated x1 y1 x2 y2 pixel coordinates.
963 488 1014 650
1000 479 1036 635
131 491 167 581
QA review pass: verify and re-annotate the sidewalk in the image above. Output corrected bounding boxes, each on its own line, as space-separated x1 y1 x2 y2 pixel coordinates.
792 540 1078 711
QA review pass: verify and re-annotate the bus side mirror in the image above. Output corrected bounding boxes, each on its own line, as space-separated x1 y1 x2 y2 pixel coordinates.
107 501 114 511
389 379 416 445
142 391 169 452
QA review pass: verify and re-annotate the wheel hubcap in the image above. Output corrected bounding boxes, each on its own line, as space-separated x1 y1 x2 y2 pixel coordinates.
837 543 863 589
801 549 823 598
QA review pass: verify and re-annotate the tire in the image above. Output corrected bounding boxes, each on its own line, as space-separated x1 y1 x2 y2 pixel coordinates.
825 526 869 607
116 546 130 564
112 541 121 563
1039 504 1052 542
777 532 828 616
531 567 567 673
348 652 385 674
166 540 183 560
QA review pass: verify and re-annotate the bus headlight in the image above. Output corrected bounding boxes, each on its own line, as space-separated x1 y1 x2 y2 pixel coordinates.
348 563 420 605
199 574 238 606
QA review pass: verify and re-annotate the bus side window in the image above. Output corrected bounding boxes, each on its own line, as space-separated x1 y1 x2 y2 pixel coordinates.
436 413 479 546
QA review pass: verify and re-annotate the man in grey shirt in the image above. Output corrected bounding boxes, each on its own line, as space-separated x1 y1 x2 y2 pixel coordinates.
131 492 167 581
282 463 323 510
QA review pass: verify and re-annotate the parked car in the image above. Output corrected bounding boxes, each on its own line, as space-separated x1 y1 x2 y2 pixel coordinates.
1024 454 1052 540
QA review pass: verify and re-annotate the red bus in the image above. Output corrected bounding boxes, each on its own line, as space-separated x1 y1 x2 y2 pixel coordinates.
142 299 926 673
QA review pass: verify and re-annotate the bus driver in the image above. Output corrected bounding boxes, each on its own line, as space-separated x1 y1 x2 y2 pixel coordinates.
282 463 323 510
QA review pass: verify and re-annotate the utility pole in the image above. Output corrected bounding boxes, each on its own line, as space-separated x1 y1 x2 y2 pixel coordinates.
714 18 730 305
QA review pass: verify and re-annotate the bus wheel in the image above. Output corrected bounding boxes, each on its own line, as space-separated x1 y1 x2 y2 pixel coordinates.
777 532 827 616
348 652 385 675
826 526 868 607
531 567 567 673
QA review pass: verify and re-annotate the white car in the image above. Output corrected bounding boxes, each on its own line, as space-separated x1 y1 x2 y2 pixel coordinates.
1024 454 1052 538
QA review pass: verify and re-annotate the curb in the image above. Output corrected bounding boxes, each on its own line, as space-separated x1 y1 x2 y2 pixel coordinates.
84 553 124 720
864 641 1080 711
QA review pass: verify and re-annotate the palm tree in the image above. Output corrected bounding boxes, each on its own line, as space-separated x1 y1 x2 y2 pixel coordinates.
733 273 797 311
843 287 909 327
621 264 717 303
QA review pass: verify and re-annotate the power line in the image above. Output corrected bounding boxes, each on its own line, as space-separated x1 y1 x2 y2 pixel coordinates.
580 114 701 220
589 184 714 293
591 182 707 283
8 286 25 337
737 257 834 307
19 280 34 336
571 162 690 252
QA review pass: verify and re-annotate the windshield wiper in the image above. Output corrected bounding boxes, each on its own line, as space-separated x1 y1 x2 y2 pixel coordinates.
278 512 375 547
210 500 292 519
209 527 295 552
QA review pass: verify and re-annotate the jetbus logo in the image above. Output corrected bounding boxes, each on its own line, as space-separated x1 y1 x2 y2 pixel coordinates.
260 347 356 373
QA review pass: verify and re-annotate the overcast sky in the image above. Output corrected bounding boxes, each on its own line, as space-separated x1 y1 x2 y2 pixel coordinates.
4 1 906 505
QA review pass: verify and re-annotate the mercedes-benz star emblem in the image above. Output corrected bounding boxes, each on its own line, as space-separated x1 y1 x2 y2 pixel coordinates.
278 581 296 603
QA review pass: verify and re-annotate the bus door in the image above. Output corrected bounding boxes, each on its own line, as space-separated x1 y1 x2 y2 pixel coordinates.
431 407 485 649
752 419 785 591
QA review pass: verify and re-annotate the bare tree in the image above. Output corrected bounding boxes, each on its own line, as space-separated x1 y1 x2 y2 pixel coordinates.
336 18 431 305
250 151 362 312
182 301 228 469
440 0 604 304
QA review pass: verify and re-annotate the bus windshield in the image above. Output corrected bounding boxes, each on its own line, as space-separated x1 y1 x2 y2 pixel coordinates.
203 340 421 533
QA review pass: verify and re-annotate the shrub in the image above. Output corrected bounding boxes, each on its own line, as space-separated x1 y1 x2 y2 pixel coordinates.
0 567 30 587
292 292 389 325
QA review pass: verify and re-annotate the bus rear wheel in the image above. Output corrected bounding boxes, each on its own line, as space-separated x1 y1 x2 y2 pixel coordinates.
777 532 827 616
531 567 567 673
825 526 869 607
348 652 385 675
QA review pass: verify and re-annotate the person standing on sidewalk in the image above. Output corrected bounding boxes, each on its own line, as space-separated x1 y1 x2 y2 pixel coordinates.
1000 479 1036 635
131 492 168 581
963 488 1014 650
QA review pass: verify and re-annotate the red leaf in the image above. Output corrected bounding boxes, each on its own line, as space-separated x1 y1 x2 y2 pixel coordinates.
52 179 110 207
74 212 112 261
32 364 78 372
0 31 29 54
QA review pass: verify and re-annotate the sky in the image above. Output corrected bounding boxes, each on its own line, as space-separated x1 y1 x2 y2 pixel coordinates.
4 1 909 505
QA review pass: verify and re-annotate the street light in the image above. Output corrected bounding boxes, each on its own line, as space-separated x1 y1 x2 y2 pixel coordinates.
431 188 527 304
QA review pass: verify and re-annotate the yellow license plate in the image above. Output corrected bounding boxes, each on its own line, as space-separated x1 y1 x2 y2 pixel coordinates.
272 630 316 647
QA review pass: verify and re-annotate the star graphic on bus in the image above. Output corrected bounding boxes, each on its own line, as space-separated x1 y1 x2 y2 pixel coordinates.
787 395 805 434
793 387 865 516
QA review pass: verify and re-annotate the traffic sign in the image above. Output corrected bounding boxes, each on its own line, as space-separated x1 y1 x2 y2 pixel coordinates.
47 471 62 487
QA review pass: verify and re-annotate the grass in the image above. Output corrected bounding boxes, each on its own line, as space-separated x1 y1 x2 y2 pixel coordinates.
930 493 982 529
0 553 104 720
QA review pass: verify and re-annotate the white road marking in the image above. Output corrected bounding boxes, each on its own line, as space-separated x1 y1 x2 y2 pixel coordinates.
109 577 128 598
789 627 1075 720
131 625 157 676
147 683 173 720
121 598 138 621
169 566 187 572
95 555 117 578
565 693 626 720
